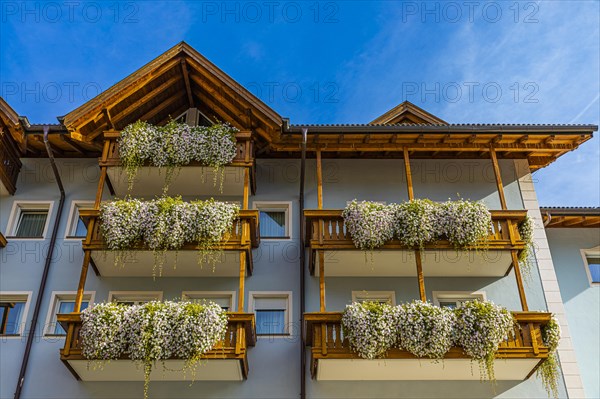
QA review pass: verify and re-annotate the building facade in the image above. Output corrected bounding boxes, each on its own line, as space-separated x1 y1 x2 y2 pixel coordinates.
0 42 598 399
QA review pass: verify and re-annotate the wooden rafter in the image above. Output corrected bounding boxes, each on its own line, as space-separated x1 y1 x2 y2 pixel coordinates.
180 58 194 108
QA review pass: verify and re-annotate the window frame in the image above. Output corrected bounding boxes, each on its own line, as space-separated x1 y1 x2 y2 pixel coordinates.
351 290 396 305
252 201 293 240
64 200 94 240
108 291 163 305
43 291 95 336
7 201 54 240
432 291 487 308
581 246 600 286
248 291 293 337
0 292 32 337
181 291 236 311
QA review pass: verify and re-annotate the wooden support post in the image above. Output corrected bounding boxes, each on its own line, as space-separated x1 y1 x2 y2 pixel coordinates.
511 250 529 311
74 251 91 312
403 147 414 200
415 251 426 302
243 167 250 210
316 150 323 209
238 251 246 312
490 147 508 210
94 167 107 210
404 147 426 301
319 252 326 312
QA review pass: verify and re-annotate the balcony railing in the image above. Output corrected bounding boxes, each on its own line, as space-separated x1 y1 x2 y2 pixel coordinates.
0 231 6 247
304 311 551 381
79 208 259 277
304 209 528 277
58 312 256 381
0 130 22 195
100 130 255 197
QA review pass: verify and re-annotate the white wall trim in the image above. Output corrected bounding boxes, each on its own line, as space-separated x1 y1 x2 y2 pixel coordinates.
6 201 55 240
107 291 163 303
431 291 486 306
252 201 293 240
248 291 293 338
580 246 600 287
516 160 586 398
0 291 32 337
43 291 95 336
64 200 94 240
181 291 237 310
351 290 396 305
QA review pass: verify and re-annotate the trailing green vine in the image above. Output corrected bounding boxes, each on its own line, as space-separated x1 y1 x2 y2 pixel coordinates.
538 315 561 398
517 215 535 280
80 301 227 399
118 120 238 193
100 197 239 275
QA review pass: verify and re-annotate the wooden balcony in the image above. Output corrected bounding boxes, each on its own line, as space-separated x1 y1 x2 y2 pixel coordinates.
100 130 255 197
79 208 259 277
305 312 551 381
0 130 22 196
58 312 256 381
0 231 6 247
305 209 528 277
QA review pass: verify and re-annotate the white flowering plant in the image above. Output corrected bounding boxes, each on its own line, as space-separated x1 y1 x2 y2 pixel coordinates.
397 300 456 360
342 200 395 251
453 300 515 382
435 199 492 249
538 315 561 398
342 199 493 253
80 300 227 399
341 301 400 359
118 120 238 192
100 197 239 274
392 199 439 249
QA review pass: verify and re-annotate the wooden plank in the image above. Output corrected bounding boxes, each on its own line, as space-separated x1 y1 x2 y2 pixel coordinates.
180 58 195 108
319 251 326 311
74 251 91 312
238 251 246 312
94 167 107 209
316 150 323 209
415 250 426 302
490 147 507 210
243 167 249 210
403 147 414 200
511 250 529 311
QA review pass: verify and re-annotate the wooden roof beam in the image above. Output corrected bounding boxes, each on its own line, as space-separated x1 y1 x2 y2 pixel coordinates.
545 135 556 145
137 93 181 123
180 58 195 108
518 135 529 144
563 217 585 227
103 108 115 130
59 135 86 155
110 74 181 127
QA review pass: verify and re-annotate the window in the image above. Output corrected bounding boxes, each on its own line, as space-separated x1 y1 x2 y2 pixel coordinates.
108 291 163 306
432 291 486 309
253 202 292 239
65 201 94 238
352 291 396 305
249 292 292 336
582 247 600 285
7 202 53 239
44 292 94 336
182 291 236 311
0 293 31 336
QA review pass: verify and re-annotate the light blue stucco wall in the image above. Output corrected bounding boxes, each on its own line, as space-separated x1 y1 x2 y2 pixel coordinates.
0 157 559 399
546 228 600 399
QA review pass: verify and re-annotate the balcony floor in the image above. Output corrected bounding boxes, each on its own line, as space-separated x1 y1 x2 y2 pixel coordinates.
65 359 245 381
314 249 512 277
107 166 245 197
90 250 245 277
314 358 541 381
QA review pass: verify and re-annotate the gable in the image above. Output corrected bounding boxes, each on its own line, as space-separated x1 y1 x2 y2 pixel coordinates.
61 42 282 144
370 101 447 125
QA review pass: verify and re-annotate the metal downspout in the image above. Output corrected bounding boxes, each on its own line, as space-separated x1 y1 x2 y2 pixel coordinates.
14 126 66 399
299 128 307 399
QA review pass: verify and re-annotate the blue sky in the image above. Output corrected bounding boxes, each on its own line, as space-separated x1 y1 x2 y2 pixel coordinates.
1 1 598 206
